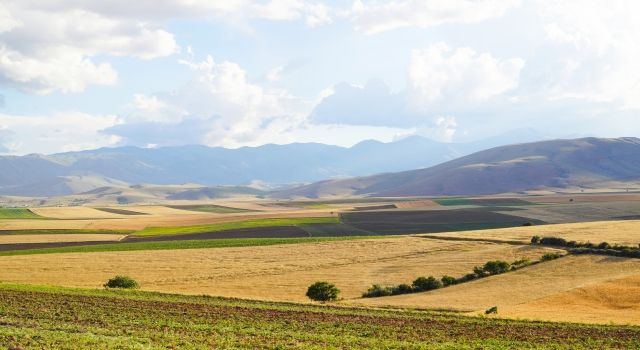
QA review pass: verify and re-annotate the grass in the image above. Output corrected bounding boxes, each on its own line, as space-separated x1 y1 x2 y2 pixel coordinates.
0 208 46 219
0 236 377 256
0 283 637 349
0 229 134 235
133 216 340 237
166 204 257 213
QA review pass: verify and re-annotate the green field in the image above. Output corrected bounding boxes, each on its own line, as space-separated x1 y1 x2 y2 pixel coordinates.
0 208 45 219
133 217 340 237
166 204 257 214
0 284 637 349
0 236 377 256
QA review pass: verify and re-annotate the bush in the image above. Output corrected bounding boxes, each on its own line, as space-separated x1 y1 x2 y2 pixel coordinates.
441 275 457 287
391 283 414 295
362 284 393 298
539 237 567 246
104 275 139 289
530 235 541 244
485 306 498 314
412 276 442 292
522 222 534 226
482 260 510 275
457 273 478 283
306 281 340 302
511 258 531 269
540 252 563 261
597 242 610 249
473 265 487 278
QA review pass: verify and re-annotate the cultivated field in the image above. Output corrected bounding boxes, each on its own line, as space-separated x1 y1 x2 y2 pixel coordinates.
2 284 637 349
0 237 557 301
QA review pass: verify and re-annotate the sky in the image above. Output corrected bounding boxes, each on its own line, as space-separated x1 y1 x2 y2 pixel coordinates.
0 0 639 155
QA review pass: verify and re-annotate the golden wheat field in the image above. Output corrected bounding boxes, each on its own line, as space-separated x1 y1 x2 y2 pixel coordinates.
0 234 125 244
351 255 640 324
423 220 640 246
0 237 555 302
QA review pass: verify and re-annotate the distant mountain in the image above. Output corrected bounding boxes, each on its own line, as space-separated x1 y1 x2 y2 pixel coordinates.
276 137 640 198
0 130 548 197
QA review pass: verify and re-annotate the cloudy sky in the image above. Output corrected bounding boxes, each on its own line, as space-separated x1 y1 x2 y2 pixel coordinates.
0 0 638 154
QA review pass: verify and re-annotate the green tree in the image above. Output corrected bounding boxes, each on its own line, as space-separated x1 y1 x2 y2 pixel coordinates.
306 281 340 302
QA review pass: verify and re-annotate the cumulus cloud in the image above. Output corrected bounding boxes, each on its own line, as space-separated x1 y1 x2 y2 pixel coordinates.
407 43 525 110
0 112 120 154
108 55 311 148
0 0 331 94
537 0 640 109
350 0 520 34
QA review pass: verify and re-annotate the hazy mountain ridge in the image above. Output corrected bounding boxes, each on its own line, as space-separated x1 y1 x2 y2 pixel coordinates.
0 130 546 197
277 137 640 198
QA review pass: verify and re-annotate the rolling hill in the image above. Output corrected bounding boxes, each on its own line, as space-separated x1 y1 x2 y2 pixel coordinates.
277 137 640 198
0 130 545 197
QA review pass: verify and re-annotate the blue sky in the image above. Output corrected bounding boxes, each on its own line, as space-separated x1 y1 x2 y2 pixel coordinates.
0 0 638 154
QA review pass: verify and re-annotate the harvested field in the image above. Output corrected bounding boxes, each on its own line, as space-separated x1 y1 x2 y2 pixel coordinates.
434 198 532 206
526 194 640 204
0 285 637 349
165 204 255 213
0 234 124 245
394 199 439 208
352 255 640 324
422 220 640 246
341 209 537 235
29 207 126 219
503 201 640 223
94 207 147 215
0 237 556 302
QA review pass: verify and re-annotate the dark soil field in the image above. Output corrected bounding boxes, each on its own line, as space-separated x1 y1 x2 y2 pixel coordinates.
341 209 540 235
95 207 148 215
0 284 638 349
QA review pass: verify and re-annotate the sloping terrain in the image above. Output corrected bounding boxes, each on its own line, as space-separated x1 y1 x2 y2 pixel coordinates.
279 137 640 197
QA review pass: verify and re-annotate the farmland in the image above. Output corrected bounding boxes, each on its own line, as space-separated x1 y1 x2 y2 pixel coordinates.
1 284 638 349
0 208 44 219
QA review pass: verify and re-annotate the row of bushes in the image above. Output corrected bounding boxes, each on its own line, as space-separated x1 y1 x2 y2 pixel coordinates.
362 256 553 298
532 235 640 258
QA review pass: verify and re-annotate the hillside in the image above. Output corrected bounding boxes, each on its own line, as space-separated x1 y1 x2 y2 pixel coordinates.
278 137 640 198
0 130 544 197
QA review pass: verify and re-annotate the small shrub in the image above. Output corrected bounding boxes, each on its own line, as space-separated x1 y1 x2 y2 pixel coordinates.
540 252 563 261
412 276 442 292
104 275 139 289
473 266 487 278
457 273 478 283
597 242 610 249
530 235 541 244
522 222 533 226
511 258 531 269
482 260 510 275
485 306 498 314
391 284 414 295
362 284 393 298
441 275 457 287
539 237 568 246
306 281 340 302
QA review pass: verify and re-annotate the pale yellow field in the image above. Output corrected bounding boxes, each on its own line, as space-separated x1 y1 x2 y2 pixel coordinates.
30 207 128 219
351 255 640 324
0 208 336 231
0 234 125 244
421 220 640 246
0 237 555 302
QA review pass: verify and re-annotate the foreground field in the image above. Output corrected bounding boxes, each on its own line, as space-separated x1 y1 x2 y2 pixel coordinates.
353 255 640 324
0 284 638 349
0 237 557 301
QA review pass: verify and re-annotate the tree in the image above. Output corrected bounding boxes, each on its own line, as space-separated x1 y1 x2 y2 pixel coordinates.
530 235 541 244
412 276 442 292
441 275 457 287
104 275 139 289
306 281 340 302
482 260 510 275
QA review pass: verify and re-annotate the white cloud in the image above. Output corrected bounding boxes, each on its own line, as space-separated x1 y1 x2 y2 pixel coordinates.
0 0 330 95
0 112 120 154
537 0 640 109
112 55 311 147
350 0 520 34
408 43 524 110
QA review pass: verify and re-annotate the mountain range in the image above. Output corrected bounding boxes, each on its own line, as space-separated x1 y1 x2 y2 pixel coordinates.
277 137 640 198
0 129 546 197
